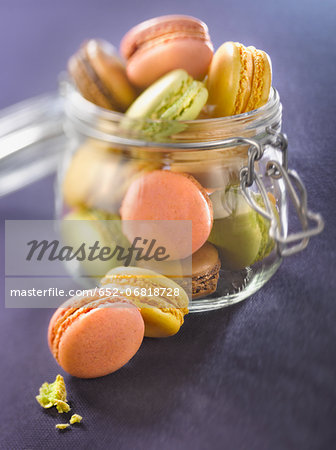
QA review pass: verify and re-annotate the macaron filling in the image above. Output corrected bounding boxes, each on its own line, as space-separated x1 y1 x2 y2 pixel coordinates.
101 267 189 338
79 49 125 111
86 40 136 110
128 30 211 58
156 79 208 121
126 69 207 121
102 273 188 311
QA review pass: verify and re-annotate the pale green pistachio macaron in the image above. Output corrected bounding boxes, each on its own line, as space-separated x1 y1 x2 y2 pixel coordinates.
125 69 208 137
209 187 278 270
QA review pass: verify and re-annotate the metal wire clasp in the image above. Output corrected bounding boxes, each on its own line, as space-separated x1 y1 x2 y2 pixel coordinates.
239 129 324 257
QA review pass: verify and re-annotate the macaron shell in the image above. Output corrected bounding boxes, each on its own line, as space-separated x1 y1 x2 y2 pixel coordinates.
121 15 211 59
126 39 213 88
62 141 112 208
68 52 112 109
86 40 136 111
57 303 144 378
207 42 242 117
209 212 262 270
120 170 213 258
207 41 272 117
160 79 208 121
63 142 161 213
245 47 272 111
140 307 184 337
234 43 253 114
126 69 190 119
192 242 220 276
121 15 213 88
101 266 189 337
48 290 124 354
62 208 130 278
191 242 221 299
125 68 208 122
134 241 221 299
207 41 254 117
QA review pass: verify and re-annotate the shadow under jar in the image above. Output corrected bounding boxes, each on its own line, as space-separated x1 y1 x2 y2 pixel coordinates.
57 80 323 312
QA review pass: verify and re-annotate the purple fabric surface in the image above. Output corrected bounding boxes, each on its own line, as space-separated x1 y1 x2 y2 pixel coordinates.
0 1 335 449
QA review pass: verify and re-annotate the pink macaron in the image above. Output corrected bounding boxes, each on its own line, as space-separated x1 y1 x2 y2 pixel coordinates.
120 170 213 259
120 15 213 88
48 291 145 378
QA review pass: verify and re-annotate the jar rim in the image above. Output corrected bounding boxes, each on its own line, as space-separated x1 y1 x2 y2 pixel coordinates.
61 78 282 149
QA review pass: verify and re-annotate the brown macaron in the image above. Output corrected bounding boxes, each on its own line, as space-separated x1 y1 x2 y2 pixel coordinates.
191 242 221 298
68 39 137 111
135 241 221 299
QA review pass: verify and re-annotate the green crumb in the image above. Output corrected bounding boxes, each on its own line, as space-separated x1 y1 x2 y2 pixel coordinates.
70 414 83 424
55 399 71 413
36 374 70 413
55 424 70 430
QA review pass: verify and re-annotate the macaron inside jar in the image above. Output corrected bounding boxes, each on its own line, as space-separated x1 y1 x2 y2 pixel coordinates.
120 170 213 260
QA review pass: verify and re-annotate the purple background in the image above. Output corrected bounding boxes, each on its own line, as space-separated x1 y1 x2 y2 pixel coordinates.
0 0 335 449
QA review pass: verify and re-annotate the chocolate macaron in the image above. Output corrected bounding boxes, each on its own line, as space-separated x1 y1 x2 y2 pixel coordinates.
134 241 221 299
68 39 136 111
191 242 221 298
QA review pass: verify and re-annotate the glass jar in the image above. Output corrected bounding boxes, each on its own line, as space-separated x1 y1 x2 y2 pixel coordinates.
0 83 323 313
54 80 323 312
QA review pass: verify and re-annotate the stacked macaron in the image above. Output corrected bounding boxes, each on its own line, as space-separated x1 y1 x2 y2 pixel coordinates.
68 15 272 117
48 269 190 378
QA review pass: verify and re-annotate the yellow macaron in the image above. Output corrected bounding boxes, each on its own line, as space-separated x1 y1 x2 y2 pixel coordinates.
101 267 189 338
207 41 272 117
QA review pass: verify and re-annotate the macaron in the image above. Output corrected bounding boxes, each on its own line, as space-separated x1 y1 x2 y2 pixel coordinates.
120 170 213 259
101 267 189 338
62 141 160 213
135 242 220 299
120 15 213 88
207 41 272 117
208 187 277 270
48 291 145 378
62 140 110 209
62 208 130 279
190 242 221 299
125 69 208 137
68 39 136 111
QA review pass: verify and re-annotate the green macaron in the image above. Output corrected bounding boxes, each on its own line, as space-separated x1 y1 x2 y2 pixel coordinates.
125 69 208 138
208 187 278 270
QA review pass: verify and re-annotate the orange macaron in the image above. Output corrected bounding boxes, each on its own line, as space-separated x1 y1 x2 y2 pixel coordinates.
120 170 213 259
48 291 144 378
120 15 214 88
207 41 272 117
